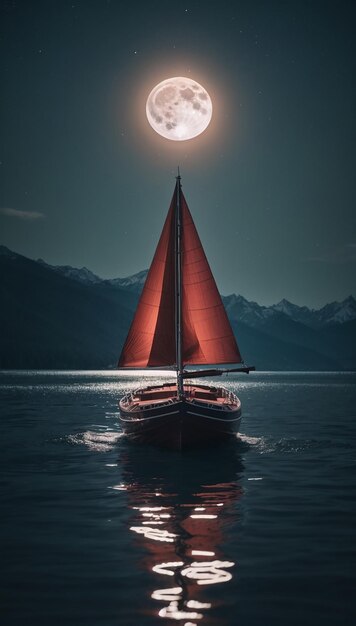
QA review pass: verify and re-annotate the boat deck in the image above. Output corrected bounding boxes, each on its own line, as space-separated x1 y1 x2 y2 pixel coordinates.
121 383 239 412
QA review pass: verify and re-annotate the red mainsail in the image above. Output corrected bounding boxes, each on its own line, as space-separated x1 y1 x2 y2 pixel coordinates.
180 192 242 365
118 181 242 367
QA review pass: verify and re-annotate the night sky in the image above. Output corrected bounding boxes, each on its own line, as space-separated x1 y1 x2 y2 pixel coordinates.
1 0 355 307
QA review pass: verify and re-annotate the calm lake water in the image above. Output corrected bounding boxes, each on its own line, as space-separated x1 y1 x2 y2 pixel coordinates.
1 370 355 626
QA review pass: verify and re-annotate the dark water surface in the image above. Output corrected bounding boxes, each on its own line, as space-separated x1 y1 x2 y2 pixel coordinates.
1 370 355 626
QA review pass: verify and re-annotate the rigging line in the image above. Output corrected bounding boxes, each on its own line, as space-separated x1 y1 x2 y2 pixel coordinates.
175 170 184 398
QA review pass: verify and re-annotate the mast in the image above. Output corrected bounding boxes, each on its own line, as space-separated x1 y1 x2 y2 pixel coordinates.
175 168 184 397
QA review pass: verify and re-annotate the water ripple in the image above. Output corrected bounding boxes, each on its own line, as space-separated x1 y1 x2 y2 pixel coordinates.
68 430 125 452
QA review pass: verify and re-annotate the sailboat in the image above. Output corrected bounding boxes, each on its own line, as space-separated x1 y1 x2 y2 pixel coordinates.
118 172 254 449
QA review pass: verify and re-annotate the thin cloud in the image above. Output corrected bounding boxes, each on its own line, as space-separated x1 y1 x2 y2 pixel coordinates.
0 207 45 220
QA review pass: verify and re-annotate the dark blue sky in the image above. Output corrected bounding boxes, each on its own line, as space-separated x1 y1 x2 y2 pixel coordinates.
1 0 355 306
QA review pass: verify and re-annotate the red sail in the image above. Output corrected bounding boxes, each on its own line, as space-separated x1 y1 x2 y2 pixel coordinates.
118 181 242 367
180 191 242 365
118 189 177 367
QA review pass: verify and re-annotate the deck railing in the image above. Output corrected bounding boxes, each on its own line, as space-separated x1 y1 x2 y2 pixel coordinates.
120 388 178 412
120 384 239 411
221 387 238 405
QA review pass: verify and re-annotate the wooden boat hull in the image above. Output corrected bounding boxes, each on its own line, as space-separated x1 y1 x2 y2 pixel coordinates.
119 388 242 450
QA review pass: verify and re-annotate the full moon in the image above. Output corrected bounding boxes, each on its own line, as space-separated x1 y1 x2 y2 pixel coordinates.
146 77 213 141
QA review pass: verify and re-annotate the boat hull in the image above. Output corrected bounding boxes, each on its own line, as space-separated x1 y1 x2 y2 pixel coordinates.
119 395 242 450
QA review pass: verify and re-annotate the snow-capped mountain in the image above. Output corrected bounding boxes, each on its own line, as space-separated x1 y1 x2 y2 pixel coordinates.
109 270 148 292
37 259 103 285
222 294 276 328
36 257 148 292
271 299 318 327
314 296 356 326
270 296 356 328
223 293 356 329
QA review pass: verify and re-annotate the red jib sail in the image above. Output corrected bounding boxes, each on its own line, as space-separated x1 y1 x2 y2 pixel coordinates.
118 182 242 367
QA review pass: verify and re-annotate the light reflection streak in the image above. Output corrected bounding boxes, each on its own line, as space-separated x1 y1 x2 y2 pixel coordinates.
181 560 234 585
118 445 244 624
158 603 203 620
153 562 184 576
190 514 217 519
142 512 171 519
187 600 212 609
133 506 169 511
151 587 182 601
130 526 177 542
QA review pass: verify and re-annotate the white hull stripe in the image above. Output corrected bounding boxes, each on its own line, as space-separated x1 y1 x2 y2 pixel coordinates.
119 410 241 424
119 410 180 422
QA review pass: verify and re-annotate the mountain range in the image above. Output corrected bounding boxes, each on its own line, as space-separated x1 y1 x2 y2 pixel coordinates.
1 245 355 370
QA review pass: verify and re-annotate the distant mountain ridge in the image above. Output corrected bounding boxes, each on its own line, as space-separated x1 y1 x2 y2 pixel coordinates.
0 245 355 370
37 258 103 285
109 270 148 291
222 293 356 330
32 250 356 328
0 245 138 369
36 253 148 291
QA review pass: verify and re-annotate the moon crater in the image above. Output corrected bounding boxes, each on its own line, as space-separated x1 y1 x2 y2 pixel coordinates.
146 77 212 141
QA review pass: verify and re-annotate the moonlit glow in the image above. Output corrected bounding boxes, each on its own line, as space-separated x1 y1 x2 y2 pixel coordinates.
146 77 213 141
